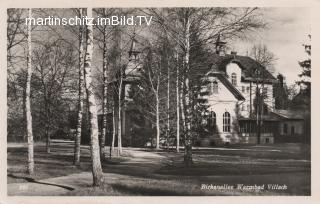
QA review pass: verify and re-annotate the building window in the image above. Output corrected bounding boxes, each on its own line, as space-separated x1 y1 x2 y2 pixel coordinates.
247 105 250 112
242 86 245 93
207 111 216 129
266 138 270 143
231 73 237 86
246 86 250 93
212 81 218 94
291 126 295 135
283 123 288 134
223 112 231 132
240 121 250 133
211 111 216 127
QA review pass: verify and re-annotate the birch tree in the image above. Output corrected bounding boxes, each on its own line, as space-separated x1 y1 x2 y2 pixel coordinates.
7 9 32 143
110 26 124 156
26 8 34 175
100 8 108 159
166 47 170 149
117 67 123 156
111 105 116 153
183 13 192 166
84 7 104 186
147 7 264 166
147 56 161 150
130 44 165 150
137 46 167 150
74 8 84 165
175 50 180 152
94 8 116 159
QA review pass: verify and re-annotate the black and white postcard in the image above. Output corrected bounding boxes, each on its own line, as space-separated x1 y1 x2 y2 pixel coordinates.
2 0 320 204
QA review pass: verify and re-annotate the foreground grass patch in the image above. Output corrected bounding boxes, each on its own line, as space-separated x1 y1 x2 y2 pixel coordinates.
8 142 311 196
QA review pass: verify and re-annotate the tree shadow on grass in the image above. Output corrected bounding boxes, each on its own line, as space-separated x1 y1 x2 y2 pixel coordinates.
8 173 75 191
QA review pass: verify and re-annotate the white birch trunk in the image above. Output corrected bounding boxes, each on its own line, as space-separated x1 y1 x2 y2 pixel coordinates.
111 105 115 153
183 15 193 166
166 60 170 149
74 8 84 166
45 101 50 153
176 53 180 152
180 75 186 132
116 28 123 156
117 72 123 156
156 87 160 150
100 8 108 159
84 8 104 186
26 8 34 175
148 62 161 150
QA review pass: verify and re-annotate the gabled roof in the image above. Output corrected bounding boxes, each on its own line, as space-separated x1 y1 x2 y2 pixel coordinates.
215 54 276 82
190 52 277 84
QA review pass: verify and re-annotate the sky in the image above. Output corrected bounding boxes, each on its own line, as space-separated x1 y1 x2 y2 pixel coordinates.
230 7 311 86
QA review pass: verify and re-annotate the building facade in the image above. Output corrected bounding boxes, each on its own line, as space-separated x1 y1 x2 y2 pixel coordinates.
195 48 305 145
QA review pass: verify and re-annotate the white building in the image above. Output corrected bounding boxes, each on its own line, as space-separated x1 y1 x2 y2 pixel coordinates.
196 47 304 145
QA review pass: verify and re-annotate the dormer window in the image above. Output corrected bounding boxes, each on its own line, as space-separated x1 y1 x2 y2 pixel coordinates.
231 73 237 86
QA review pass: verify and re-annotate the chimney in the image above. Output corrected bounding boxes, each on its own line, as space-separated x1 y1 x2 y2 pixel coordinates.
277 74 285 87
231 51 237 58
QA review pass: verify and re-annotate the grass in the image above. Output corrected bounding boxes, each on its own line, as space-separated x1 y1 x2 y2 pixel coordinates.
8 146 90 183
7 140 311 196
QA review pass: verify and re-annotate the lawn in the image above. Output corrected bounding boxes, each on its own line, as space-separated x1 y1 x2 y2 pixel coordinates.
7 140 311 196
